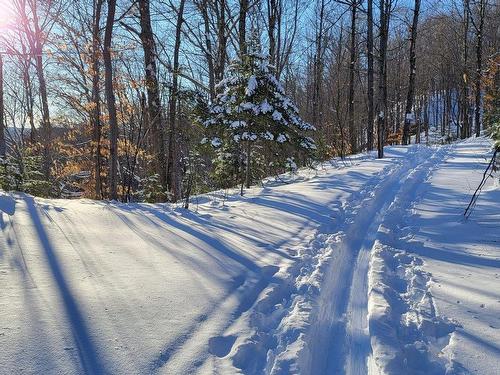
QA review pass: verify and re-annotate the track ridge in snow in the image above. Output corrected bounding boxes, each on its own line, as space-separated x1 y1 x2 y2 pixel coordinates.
299 145 456 375
368 144 460 374
224 147 425 375
212 153 399 375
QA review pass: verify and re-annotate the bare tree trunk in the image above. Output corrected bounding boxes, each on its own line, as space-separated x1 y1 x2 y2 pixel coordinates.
215 0 227 82
91 0 104 199
276 0 298 79
348 1 358 153
35 59 51 178
367 0 374 151
239 0 248 55
199 0 216 99
0 54 5 158
424 93 429 142
402 0 421 145
377 0 390 158
446 88 452 139
473 0 486 137
27 1 52 179
267 0 280 68
268 0 276 63
167 0 186 201
18 43 36 144
245 141 251 188
104 0 118 200
441 88 446 136
139 0 167 194
461 0 470 139
312 0 325 129
416 96 421 143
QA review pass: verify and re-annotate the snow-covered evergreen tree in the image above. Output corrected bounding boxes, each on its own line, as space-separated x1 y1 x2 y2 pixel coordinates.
0 154 52 197
202 39 316 190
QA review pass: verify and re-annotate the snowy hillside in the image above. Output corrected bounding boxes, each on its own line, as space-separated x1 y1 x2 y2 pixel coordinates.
1 138 499 375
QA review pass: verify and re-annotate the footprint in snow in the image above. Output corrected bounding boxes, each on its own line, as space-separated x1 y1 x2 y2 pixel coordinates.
208 335 237 357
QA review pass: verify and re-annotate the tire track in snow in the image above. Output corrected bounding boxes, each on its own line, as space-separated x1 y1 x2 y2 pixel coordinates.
300 145 449 375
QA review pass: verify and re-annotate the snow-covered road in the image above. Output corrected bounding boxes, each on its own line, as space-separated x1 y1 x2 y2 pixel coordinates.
1 138 499 375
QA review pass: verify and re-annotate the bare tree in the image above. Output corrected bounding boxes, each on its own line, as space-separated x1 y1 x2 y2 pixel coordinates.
104 0 118 200
461 0 471 139
402 0 421 145
273 0 300 79
377 0 392 158
17 0 54 178
239 0 249 54
167 0 187 201
0 54 5 157
214 0 227 83
367 0 375 151
138 0 168 194
469 0 487 136
197 0 216 98
348 0 360 153
312 0 326 129
267 0 279 66
91 0 104 198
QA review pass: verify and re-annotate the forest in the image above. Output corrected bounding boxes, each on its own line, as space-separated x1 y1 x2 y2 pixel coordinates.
1 1 500 374
0 0 498 204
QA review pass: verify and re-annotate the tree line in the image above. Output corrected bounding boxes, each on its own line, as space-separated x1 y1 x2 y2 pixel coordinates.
0 0 498 203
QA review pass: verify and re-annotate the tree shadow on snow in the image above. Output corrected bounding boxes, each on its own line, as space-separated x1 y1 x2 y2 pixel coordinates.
24 196 107 374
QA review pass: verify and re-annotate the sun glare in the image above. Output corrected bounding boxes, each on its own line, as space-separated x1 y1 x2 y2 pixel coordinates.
0 0 15 30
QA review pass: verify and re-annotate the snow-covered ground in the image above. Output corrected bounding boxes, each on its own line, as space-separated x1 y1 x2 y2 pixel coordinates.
0 138 498 375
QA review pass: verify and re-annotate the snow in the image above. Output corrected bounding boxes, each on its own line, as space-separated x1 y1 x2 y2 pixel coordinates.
1 138 498 375
276 133 288 143
272 110 284 122
259 100 273 114
211 137 222 147
285 158 297 172
246 76 258 97
229 120 247 129
241 132 257 141
261 131 274 141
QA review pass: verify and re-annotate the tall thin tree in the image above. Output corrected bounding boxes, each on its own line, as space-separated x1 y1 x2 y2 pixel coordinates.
167 0 186 201
312 0 325 129
139 0 168 193
470 0 487 136
402 0 421 145
0 54 5 158
377 0 391 158
367 0 374 151
18 0 53 179
91 0 104 198
348 0 359 153
461 0 470 139
103 0 118 200
239 0 249 55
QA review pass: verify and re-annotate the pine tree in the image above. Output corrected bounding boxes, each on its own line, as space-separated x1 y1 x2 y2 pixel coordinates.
0 152 52 197
203 41 316 190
